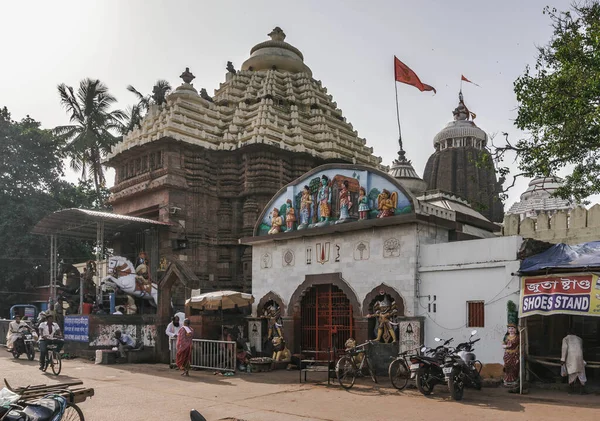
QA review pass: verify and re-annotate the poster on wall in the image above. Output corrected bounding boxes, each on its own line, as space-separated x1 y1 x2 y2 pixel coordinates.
520 273 600 318
64 316 90 342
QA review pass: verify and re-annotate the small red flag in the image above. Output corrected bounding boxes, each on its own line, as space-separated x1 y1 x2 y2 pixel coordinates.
394 56 436 94
461 75 481 87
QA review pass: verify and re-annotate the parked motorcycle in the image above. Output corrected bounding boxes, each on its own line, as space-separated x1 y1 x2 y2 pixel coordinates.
11 325 37 361
410 337 453 396
443 330 483 401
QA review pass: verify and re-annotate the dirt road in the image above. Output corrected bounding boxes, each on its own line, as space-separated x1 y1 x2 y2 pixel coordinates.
1 353 598 421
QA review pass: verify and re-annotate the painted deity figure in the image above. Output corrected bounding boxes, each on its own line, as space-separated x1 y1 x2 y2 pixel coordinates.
271 336 291 362
298 185 312 229
337 180 352 222
358 187 370 220
317 175 332 223
367 296 398 343
264 304 283 340
268 208 283 235
377 189 397 218
285 199 296 231
502 323 520 387
135 251 153 295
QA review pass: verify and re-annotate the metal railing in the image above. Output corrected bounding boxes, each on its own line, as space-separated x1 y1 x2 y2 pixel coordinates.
170 338 236 372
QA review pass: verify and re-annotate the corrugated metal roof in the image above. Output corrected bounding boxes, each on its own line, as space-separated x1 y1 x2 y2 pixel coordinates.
32 208 170 239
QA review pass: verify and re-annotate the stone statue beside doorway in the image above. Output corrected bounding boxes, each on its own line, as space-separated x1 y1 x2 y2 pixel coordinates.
367 295 398 343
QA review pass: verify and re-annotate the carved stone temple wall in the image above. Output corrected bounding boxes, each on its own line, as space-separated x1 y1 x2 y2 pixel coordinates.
105 28 383 293
502 205 600 244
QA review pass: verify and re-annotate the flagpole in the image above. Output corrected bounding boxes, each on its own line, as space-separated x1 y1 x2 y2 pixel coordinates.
394 79 403 151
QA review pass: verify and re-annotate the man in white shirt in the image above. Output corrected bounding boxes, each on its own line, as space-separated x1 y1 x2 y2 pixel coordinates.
6 315 26 352
38 315 63 370
114 330 136 358
165 313 185 351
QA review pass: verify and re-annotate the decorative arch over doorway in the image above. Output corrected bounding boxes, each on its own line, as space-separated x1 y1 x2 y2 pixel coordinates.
256 291 286 317
288 273 361 317
289 273 361 355
362 283 405 317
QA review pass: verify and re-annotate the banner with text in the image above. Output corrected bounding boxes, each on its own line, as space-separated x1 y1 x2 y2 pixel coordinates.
520 273 600 318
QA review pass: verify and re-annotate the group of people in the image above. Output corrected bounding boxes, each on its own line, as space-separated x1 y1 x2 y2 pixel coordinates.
502 324 588 394
5 314 64 371
165 315 194 376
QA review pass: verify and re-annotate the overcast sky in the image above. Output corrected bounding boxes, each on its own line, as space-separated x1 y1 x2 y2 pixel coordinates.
0 0 581 209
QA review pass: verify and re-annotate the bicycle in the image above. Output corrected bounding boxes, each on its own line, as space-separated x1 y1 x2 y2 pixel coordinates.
41 342 63 376
388 349 415 391
0 395 84 421
335 341 377 389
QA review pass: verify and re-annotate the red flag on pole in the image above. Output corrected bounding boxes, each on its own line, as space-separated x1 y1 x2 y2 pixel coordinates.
394 56 436 94
461 75 481 87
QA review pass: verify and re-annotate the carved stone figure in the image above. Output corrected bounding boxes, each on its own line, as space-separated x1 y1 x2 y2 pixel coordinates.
377 189 397 218
336 180 353 224
298 185 312 230
367 296 398 343
271 336 291 362
358 186 370 220
226 61 237 74
285 199 296 231
268 208 283 235
200 88 213 102
316 175 332 224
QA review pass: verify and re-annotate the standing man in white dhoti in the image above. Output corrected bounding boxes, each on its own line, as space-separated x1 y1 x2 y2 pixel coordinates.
561 329 587 395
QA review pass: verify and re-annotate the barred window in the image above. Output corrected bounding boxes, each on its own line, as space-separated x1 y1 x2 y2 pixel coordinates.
467 301 485 328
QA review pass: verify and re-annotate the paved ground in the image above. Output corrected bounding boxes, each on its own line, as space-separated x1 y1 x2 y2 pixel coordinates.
1 352 599 421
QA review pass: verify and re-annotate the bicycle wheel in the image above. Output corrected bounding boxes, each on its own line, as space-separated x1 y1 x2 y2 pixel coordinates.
366 357 377 384
51 351 62 375
336 356 356 390
389 358 409 390
63 403 85 421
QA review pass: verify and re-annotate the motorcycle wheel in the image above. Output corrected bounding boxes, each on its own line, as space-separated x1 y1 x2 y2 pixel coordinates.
336 356 357 390
448 368 464 401
27 345 35 361
416 367 434 395
12 349 20 359
388 358 409 391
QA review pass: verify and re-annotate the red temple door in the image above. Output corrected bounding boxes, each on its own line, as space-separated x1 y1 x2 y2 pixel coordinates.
300 284 354 357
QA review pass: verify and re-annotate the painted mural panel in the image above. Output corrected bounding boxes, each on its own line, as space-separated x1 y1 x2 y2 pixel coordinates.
257 167 413 236
89 324 157 347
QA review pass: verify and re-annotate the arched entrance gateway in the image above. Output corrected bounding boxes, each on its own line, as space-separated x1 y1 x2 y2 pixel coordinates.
289 273 361 355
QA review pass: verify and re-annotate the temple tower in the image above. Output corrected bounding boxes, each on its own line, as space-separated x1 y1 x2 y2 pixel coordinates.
105 28 383 292
422 92 504 222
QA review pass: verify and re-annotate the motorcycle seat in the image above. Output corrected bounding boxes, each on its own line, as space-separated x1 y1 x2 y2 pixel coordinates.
4 398 62 421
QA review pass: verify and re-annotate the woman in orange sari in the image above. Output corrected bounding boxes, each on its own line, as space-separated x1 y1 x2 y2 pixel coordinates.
176 319 194 376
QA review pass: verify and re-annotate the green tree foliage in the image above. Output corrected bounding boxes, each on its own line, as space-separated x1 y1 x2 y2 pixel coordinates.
123 80 172 135
53 79 124 205
0 108 98 315
507 2 600 202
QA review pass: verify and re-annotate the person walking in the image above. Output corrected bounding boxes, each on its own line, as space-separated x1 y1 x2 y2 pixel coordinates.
561 328 587 394
176 319 194 376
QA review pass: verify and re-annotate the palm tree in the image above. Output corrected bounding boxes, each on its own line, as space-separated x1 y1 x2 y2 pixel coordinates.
119 104 143 136
126 79 172 112
54 78 124 205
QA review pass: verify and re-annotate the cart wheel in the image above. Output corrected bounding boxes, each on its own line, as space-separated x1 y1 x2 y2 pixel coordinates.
63 403 85 421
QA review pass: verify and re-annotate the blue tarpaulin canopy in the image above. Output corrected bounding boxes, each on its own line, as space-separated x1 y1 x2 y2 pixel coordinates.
520 241 600 274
